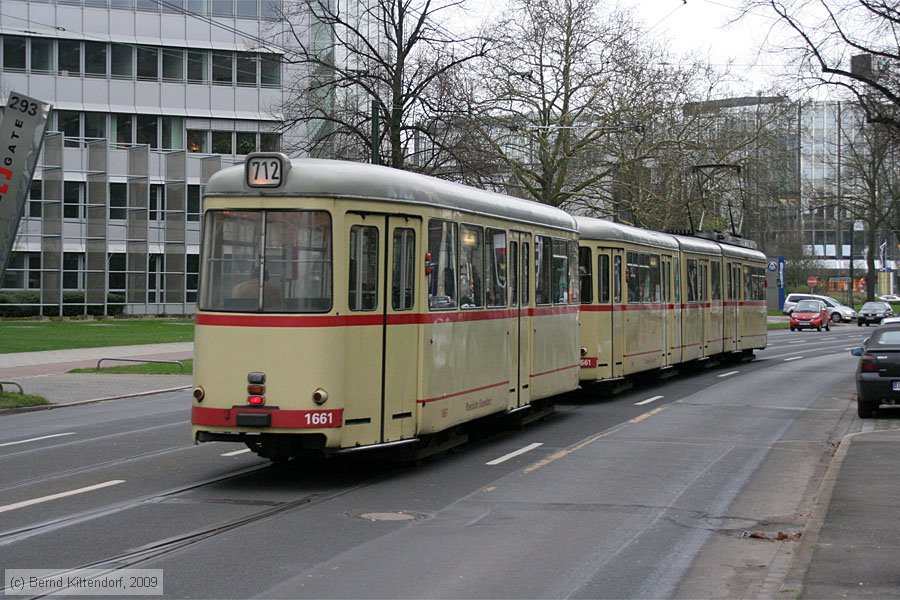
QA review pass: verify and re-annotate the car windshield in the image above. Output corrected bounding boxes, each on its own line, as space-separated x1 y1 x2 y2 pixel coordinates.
795 300 821 312
862 302 886 311
871 329 900 346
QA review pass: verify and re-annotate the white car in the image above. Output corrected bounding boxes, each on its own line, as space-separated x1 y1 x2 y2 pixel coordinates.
880 316 900 326
878 294 900 303
782 293 856 323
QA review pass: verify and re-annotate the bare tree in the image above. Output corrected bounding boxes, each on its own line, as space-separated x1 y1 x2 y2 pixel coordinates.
746 0 900 131
279 0 490 169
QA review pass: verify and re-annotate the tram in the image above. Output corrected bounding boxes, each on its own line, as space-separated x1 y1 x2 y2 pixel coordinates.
191 153 580 461
576 217 768 385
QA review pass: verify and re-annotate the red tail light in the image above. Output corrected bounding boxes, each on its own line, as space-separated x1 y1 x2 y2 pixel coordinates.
861 356 877 373
248 395 265 406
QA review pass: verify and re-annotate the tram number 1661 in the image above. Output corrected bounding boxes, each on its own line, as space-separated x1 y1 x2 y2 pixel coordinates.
301 410 342 428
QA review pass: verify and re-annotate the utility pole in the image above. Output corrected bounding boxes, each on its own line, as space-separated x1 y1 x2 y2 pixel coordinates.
371 99 380 165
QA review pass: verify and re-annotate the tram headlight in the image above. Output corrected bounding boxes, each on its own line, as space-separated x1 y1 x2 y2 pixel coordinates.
312 388 328 405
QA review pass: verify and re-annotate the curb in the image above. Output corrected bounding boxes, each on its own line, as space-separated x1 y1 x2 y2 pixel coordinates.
0 385 191 415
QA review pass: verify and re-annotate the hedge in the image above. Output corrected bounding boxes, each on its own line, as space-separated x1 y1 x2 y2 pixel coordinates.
0 291 126 317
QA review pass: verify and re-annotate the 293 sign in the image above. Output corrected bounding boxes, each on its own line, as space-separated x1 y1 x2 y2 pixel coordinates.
8 95 39 117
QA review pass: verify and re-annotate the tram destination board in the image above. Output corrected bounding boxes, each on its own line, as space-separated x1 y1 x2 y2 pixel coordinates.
245 152 291 188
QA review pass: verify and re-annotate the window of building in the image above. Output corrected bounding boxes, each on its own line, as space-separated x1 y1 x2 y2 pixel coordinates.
236 53 257 85
63 252 82 290
211 131 233 154
29 180 42 218
64 182 83 219
136 46 159 80
260 0 281 18
236 0 257 17
110 183 127 220
57 111 81 148
187 130 208 153
111 0 134 8
236 132 256 154
30 38 52 72
58 40 81 76
187 185 201 221
2 36 26 70
260 132 280 151
149 184 165 221
136 115 158 147
84 42 107 77
161 117 184 150
111 44 133 78
211 52 233 84
163 0 185 12
137 0 157 11
186 254 199 302
187 51 208 82
211 0 233 16
187 0 208 14
260 53 280 86
84 113 107 140
109 253 127 292
112 114 133 145
162 48 184 81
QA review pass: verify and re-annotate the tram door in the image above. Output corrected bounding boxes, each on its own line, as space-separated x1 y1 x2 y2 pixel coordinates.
611 248 625 378
344 214 419 446
594 248 614 380
509 232 532 409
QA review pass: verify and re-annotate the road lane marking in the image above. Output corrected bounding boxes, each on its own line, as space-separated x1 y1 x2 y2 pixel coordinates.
784 356 803 362
0 433 75 448
635 395 663 406
487 443 543 465
718 371 739 378
844 347 858 351
0 480 125 514
221 448 252 457
788 341 805 344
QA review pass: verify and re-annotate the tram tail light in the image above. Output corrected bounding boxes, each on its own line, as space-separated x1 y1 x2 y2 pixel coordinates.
248 395 265 406
247 384 265 395
313 388 328 405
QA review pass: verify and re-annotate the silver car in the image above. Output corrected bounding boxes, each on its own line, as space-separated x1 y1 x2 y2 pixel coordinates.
782 293 856 323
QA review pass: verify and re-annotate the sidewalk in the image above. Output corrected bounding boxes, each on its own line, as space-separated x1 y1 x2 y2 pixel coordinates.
0 342 193 406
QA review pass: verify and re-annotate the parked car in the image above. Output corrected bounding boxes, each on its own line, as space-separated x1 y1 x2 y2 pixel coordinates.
878 294 900 303
857 301 894 326
789 299 831 332
782 293 856 323
851 324 900 417
881 316 900 326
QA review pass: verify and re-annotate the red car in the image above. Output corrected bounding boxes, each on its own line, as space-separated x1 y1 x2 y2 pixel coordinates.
790 299 831 331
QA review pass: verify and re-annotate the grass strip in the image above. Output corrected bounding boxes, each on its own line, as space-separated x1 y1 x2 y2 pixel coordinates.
68 359 193 375
0 319 194 354
0 392 50 409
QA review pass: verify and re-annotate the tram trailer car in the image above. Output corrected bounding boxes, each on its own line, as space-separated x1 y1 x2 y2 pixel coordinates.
575 217 767 385
191 153 581 461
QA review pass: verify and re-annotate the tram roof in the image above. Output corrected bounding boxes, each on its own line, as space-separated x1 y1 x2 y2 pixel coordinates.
574 217 679 251
206 158 578 233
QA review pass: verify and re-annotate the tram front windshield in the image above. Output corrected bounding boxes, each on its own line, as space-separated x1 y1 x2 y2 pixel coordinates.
199 210 333 313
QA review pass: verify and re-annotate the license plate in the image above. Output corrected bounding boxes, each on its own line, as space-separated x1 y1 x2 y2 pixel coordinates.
893 381 900 392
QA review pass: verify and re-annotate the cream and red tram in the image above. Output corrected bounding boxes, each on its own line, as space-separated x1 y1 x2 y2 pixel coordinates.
191 154 580 460
575 217 767 385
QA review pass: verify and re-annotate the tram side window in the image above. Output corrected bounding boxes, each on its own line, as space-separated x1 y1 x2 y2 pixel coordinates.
392 228 415 311
598 254 610 303
509 241 518 306
568 240 579 304
349 225 378 311
686 258 698 303
460 224 484 308
522 242 530 305
711 261 722 301
626 252 642 303
579 247 592 304
485 228 506 307
266 211 332 312
648 254 660 302
613 255 622 303
535 236 552 305
698 262 707 302
552 238 570 304
674 259 681 304
745 266 766 301
427 219 457 309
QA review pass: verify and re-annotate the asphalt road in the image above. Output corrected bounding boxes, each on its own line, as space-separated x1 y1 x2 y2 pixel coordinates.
0 326 870 598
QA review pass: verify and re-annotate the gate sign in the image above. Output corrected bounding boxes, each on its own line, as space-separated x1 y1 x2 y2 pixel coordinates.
0 92 52 284
807 276 818 287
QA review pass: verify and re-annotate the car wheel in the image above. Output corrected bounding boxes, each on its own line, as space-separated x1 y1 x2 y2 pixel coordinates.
790 326 795 331
858 398 876 419
830 312 841 323
858 321 863 326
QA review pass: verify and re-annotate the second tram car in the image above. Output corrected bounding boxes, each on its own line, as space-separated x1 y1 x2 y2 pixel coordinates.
576 217 767 385
191 154 581 461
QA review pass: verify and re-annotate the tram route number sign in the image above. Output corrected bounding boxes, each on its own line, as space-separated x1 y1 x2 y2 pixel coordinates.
0 92 52 284
245 152 292 188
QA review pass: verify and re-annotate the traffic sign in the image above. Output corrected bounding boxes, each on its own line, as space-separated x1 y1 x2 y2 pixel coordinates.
807 276 818 287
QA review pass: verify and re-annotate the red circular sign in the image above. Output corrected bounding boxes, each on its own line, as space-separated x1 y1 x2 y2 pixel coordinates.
807 276 818 287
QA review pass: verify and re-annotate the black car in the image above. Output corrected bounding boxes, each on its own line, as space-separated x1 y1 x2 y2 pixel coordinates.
851 324 900 417
857 301 893 326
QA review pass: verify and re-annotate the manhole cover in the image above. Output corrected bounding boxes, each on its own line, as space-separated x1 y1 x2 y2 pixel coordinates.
359 512 418 522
